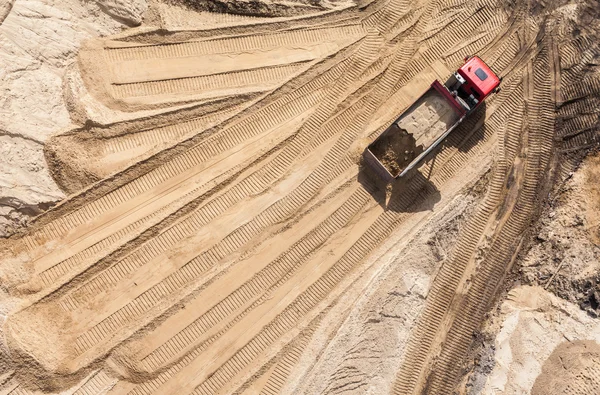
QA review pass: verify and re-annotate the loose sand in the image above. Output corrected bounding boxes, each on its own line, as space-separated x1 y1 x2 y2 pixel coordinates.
0 0 599 394
472 286 600 394
0 0 143 236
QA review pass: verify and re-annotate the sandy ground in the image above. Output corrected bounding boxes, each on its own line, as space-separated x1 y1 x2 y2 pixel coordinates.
472 285 600 394
0 0 598 394
0 0 144 236
458 153 600 394
291 181 486 394
520 152 600 315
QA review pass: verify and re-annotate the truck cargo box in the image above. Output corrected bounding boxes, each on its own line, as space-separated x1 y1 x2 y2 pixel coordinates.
364 81 466 181
363 56 500 183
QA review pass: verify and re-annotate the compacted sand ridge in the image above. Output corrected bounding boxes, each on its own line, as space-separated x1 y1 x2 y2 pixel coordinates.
0 0 599 394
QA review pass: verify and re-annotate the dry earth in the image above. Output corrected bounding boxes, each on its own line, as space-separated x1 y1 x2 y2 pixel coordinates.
465 285 600 394
461 151 600 394
0 0 142 236
0 0 599 394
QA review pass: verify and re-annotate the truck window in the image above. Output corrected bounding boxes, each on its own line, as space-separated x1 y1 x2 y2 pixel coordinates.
475 68 488 81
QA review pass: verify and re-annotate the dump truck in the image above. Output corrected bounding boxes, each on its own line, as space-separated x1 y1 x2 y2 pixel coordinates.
364 56 501 181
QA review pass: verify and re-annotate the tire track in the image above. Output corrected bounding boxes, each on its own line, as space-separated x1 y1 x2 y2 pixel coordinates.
72 371 117 395
114 181 370 376
252 326 318 395
102 105 248 156
9 44 361 300
392 34 556 394
103 24 365 62
5 33 384 375
111 62 310 102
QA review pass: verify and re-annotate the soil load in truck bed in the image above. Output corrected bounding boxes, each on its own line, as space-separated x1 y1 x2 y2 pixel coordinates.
368 125 424 176
367 85 464 179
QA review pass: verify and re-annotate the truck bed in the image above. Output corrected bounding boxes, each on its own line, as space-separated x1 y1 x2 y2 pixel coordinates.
364 81 466 181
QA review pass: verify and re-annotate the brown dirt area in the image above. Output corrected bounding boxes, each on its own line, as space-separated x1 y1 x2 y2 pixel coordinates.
459 150 600 394
519 151 600 317
583 152 600 246
0 0 599 394
531 340 600 394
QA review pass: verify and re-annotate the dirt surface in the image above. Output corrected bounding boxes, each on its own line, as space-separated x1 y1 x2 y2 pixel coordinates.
460 151 600 393
0 0 599 395
532 340 600 394
293 179 485 394
519 151 600 317
583 152 600 246
0 0 145 237
463 286 600 394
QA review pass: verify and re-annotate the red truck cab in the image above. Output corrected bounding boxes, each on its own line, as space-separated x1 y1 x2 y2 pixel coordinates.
446 56 500 112
457 56 500 101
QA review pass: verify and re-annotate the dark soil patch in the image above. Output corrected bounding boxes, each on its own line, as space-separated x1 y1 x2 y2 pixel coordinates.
168 0 324 17
369 124 423 177
551 274 600 318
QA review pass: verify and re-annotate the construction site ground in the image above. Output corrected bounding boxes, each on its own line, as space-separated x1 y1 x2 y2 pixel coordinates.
0 0 599 394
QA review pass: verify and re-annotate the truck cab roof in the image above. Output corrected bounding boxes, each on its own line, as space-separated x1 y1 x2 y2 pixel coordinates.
457 56 500 100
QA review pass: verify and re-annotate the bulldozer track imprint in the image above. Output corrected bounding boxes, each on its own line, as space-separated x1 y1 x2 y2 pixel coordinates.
1 0 599 393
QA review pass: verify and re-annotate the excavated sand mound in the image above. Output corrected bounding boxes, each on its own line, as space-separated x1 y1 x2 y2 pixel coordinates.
532 340 600 394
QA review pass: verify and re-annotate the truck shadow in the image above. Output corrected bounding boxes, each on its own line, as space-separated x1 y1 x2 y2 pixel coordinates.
357 162 441 213
442 101 487 154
